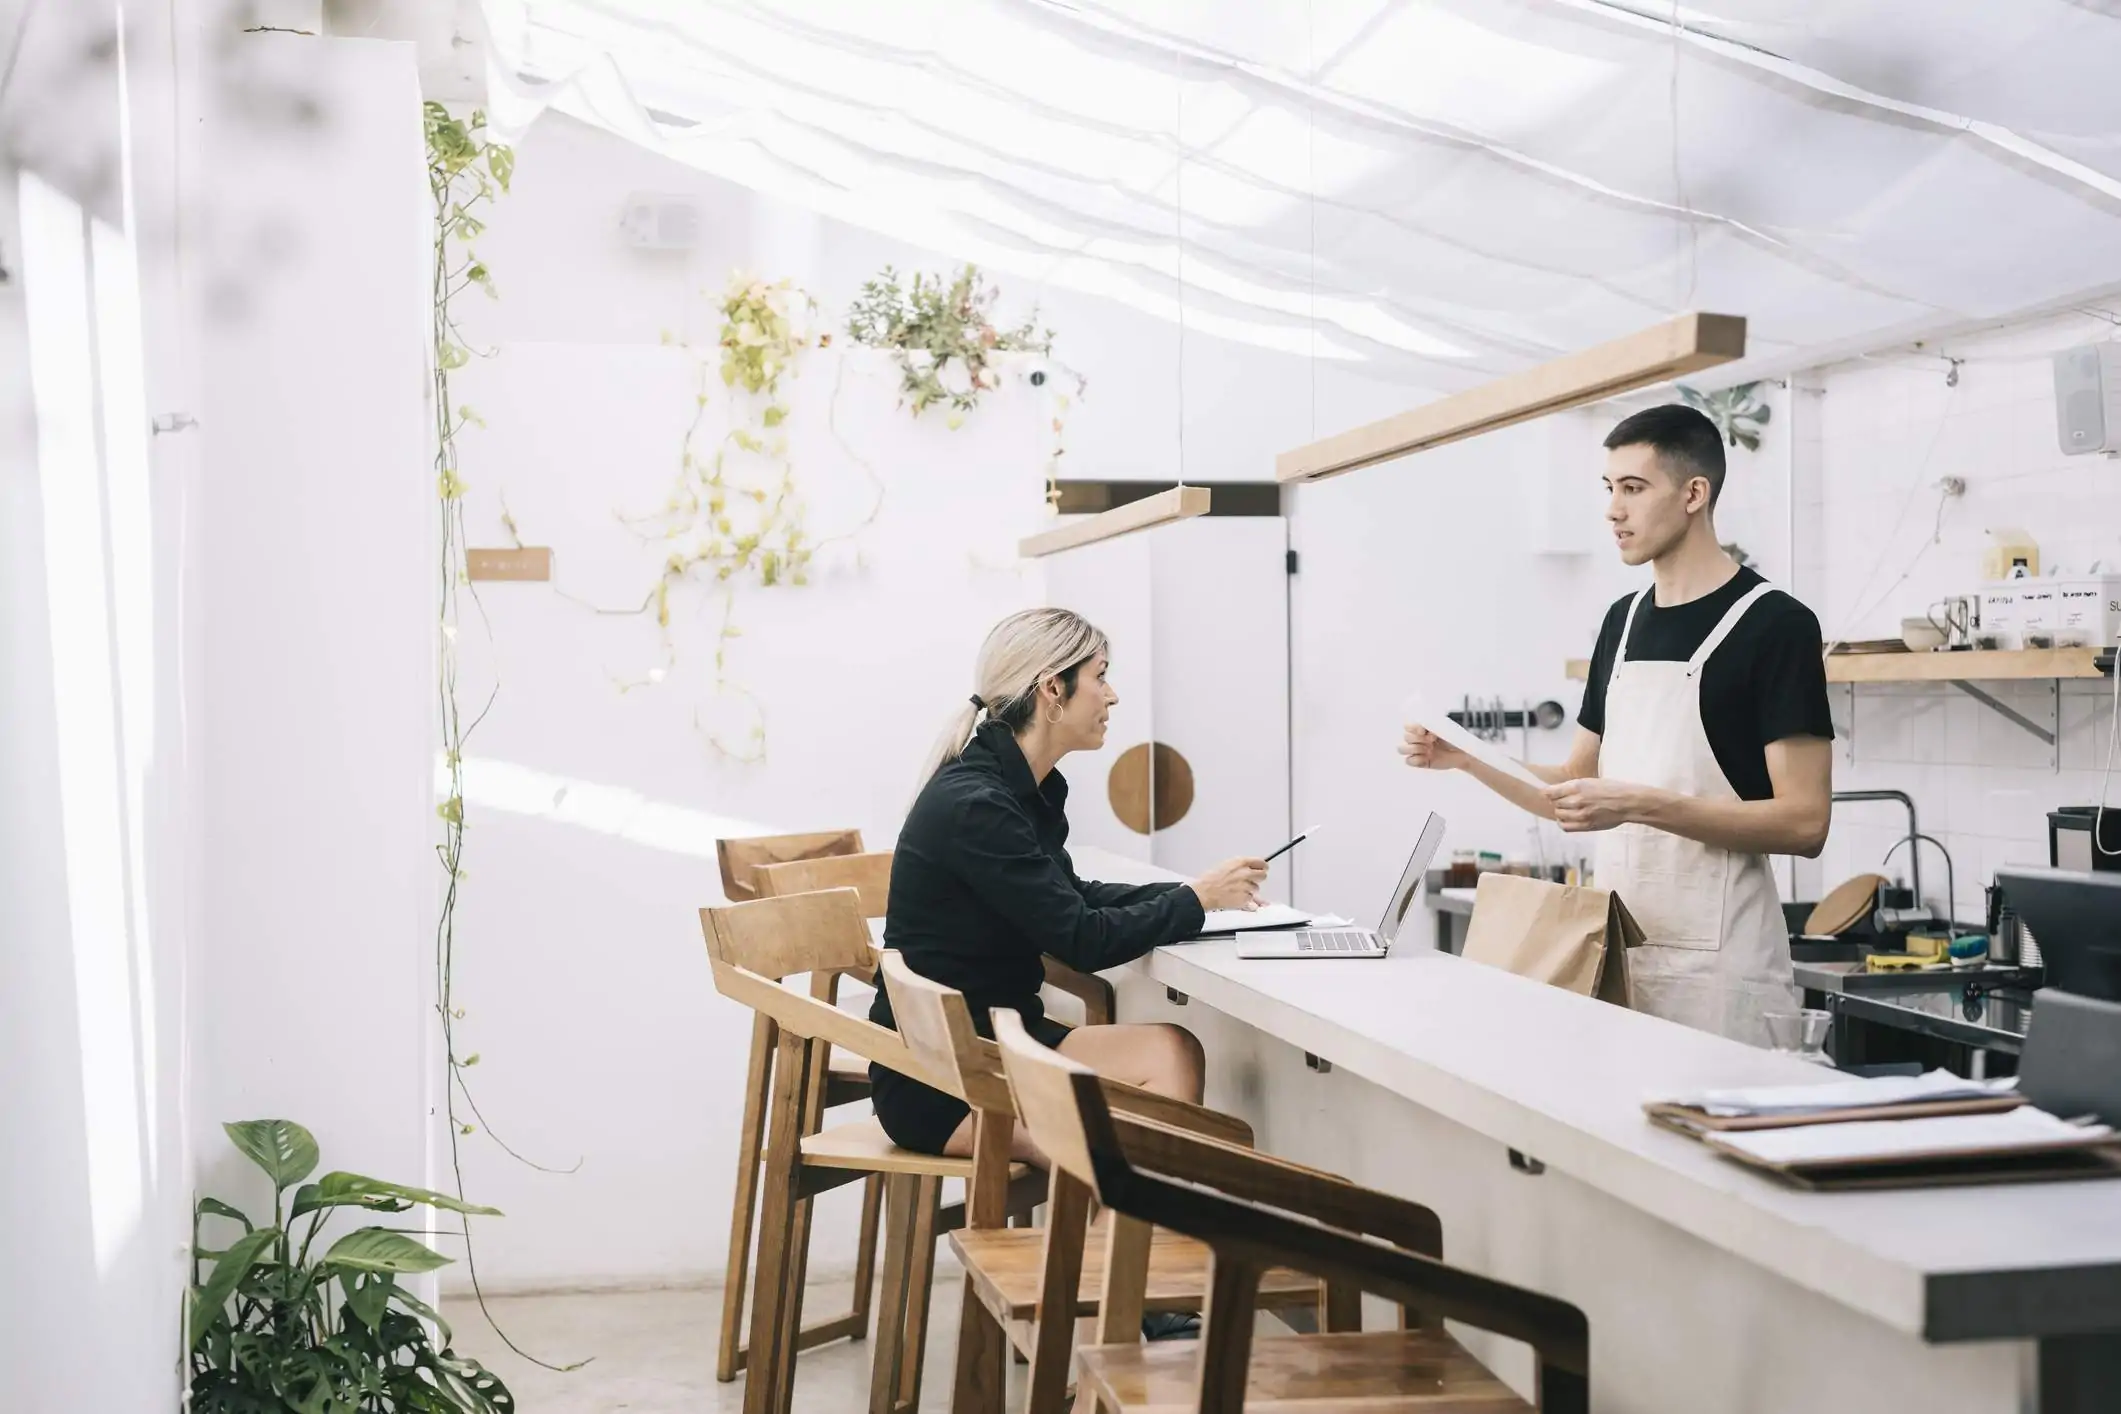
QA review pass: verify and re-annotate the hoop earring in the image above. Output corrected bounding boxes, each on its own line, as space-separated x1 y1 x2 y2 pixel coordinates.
1045 703 1063 726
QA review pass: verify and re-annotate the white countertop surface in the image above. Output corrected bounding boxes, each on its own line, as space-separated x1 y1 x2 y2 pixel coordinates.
1074 847 2121 1342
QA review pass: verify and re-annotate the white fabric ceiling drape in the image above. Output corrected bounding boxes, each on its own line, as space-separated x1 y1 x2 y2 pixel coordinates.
479 0 2121 391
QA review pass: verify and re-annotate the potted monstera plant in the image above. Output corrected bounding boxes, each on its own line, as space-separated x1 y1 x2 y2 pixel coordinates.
188 1119 514 1413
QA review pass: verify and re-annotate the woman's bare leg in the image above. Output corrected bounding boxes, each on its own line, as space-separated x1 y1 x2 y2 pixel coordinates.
935 1022 1205 1162
1055 1022 1205 1103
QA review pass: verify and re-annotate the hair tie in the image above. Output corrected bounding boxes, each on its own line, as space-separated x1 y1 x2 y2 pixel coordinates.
969 694 987 713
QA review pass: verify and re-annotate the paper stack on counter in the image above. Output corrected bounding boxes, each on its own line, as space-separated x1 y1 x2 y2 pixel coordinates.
1662 1069 2015 1119
1710 1108 2112 1168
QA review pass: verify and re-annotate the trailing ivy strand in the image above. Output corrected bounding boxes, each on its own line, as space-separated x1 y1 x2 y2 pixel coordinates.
424 101 584 1373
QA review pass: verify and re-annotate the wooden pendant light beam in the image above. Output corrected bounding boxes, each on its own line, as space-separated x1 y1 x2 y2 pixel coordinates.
1276 312 1748 484
1019 484 1211 558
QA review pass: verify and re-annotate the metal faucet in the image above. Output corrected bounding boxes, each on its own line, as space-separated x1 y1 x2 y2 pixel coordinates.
1841 792 1925 911
1831 789 1956 924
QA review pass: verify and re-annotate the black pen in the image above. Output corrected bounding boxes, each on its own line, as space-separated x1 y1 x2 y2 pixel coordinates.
1262 827 1316 865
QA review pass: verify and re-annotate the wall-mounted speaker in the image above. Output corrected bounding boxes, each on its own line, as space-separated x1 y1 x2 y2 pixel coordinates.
619 194 701 251
2052 341 2121 454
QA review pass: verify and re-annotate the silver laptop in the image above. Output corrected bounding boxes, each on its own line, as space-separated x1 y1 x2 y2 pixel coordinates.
1237 814 1445 960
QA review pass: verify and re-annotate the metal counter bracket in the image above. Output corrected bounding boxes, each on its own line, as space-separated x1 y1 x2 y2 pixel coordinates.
1947 678 2060 770
1165 987 1188 1006
1304 1052 1332 1074
1508 1149 1547 1176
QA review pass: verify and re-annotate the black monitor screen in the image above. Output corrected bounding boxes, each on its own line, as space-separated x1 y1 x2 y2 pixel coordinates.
2001 867 2121 1004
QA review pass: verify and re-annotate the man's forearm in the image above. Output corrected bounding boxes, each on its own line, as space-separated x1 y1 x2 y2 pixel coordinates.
1635 788 1828 856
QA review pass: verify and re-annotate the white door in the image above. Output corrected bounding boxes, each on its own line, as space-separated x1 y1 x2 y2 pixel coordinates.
1149 517 1293 903
1038 532 1156 862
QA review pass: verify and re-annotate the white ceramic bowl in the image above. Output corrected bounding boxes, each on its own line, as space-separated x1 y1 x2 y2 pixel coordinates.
1901 616 1947 651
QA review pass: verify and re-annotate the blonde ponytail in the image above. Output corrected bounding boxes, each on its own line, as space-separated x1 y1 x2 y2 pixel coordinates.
919 608 1108 784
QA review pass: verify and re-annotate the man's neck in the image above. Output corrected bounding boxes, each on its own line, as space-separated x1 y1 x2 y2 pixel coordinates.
1652 524 1741 607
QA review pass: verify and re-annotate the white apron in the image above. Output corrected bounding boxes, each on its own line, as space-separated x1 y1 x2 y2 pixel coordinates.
1592 584 1799 1047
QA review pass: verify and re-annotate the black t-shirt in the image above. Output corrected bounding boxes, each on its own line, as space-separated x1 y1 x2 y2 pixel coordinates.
1578 567 1834 802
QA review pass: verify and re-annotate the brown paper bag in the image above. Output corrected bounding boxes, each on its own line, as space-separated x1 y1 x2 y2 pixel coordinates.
1459 873 1643 1008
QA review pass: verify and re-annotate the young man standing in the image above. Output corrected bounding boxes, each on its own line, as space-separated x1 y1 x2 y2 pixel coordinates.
1403 404 1834 1046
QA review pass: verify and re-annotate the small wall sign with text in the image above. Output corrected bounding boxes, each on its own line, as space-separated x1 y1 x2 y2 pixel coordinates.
466 547 553 582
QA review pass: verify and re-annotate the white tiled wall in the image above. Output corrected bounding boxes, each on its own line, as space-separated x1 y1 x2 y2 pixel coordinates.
1788 311 2121 924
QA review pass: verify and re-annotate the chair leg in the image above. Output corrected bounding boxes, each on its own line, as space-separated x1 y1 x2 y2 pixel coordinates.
869 1175 918 1414
898 1175 943 1414
742 1030 812 1414
719 1014 776 1382
775 1186 816 1414
1023 1170 1094 1414
848 1174 883 1340
1196 1254 1263 1414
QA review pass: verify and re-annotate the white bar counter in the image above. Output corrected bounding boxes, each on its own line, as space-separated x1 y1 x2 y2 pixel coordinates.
1070 848 2121 1413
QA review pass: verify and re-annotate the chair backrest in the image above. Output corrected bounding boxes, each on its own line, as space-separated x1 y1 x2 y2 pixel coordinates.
993 1008 1591 1411
877 951 1012 1112
716 829 864 902
757 851 893 917
703 888 875 981
992 1009 1109 1191
700 891 953 1092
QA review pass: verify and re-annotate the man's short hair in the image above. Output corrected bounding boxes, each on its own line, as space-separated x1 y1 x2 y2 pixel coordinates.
1604 404 1725 507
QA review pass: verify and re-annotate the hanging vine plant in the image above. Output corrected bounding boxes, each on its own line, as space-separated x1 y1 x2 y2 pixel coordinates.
845 261 1084 509
424 101 584 1372
1677 379 1772 451
612 272 878 761
846 263 1065 424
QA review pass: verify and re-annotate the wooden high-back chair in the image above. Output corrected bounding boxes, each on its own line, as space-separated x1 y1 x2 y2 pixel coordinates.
717 829 865 902
878 953 1325 1414
993 1010 1593 1414
703 891 1044 1414
714 834 886 1386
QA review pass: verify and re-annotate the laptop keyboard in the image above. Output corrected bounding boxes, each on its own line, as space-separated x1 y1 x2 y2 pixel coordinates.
1294 930 1375 953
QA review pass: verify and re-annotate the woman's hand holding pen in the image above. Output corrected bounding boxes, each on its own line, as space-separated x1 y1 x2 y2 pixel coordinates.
1190 857 1269 912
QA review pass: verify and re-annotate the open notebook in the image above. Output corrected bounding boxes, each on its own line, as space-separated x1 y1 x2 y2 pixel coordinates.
1196 904 1314 935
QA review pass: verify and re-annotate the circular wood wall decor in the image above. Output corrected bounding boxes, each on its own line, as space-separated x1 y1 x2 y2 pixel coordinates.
1107 741 1195 835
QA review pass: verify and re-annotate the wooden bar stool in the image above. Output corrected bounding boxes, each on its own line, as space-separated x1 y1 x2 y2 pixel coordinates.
993 1010 1593 1414
713 831 880 1384
714 836 1120 1387
701 889 1047 1414
876 952 1325 1414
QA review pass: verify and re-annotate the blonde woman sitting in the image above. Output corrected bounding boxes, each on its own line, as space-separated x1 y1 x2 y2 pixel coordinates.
868 607 1266 1163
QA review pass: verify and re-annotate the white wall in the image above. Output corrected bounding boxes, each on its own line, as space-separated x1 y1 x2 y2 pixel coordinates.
0 3 197 1408
191 31 438 1222
1798 313 2121 922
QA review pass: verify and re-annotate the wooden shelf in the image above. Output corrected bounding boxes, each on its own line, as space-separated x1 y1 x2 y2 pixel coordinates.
1823 647 2106 683
1276 312 1746 484
1565 648 2106 685
1018 484 1209 558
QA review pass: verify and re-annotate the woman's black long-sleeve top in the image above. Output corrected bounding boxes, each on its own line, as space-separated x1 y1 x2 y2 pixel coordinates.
867 721 1204 1151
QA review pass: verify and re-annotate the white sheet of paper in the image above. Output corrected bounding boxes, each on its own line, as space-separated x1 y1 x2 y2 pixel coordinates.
1403 696 1547 790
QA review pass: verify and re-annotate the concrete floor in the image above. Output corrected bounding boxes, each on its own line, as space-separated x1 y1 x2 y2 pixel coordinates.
445 1268 989 1413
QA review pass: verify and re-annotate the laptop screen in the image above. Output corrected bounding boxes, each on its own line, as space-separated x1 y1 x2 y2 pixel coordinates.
1376 813 1448 945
